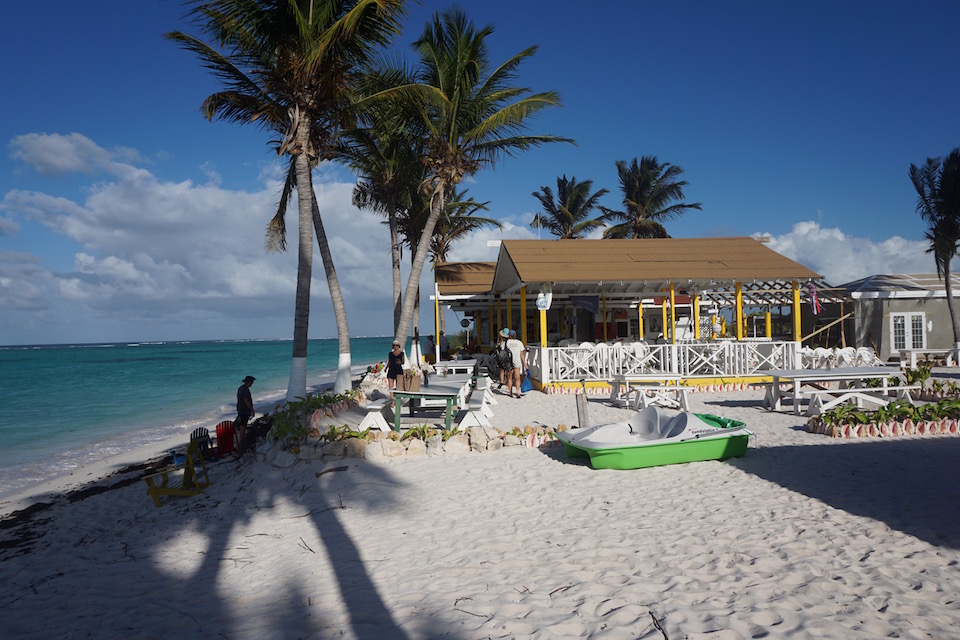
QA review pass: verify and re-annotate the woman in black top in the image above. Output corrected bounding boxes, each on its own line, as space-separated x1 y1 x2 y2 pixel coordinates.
386 341 405 395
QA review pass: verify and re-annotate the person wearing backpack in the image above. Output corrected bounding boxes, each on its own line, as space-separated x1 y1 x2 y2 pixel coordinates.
496 328 512 389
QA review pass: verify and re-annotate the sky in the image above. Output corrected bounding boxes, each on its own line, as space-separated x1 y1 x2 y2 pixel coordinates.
1 0 959 346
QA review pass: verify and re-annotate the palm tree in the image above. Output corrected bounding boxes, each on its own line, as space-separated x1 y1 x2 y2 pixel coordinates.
601 156 702 238
430 188 499 263
167 0 407 398
343 119 422 335
911 148 960 351
531 175 608 238
431 188 500 336
386 8 573 347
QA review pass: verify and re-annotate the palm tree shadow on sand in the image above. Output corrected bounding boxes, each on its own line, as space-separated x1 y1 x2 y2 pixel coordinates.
0 453 465 639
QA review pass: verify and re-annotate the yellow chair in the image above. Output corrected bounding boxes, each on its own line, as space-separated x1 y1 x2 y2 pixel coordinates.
144 439 211 508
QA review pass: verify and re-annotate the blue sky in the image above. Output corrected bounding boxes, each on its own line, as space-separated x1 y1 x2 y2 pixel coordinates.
1 0 958 346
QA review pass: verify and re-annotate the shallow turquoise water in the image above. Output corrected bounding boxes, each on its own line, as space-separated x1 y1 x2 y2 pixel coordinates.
0 337 399 496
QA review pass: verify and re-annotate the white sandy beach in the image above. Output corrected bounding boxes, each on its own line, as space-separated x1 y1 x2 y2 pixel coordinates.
2 385 960 639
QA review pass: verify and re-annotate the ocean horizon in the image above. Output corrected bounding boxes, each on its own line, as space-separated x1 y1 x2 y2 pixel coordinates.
0 336 403 498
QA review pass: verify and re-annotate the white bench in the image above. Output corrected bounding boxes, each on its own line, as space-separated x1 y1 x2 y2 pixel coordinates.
803 385 920 417
358 399 392 432
458 394 491 428
631 385 690 411
899 348 956 369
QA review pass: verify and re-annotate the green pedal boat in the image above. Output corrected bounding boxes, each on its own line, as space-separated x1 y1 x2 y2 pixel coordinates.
556 406 752 470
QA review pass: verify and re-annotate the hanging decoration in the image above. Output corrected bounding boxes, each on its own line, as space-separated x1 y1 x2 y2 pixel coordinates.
807 281 823 315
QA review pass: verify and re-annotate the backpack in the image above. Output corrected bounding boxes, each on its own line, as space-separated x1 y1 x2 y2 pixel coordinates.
497 343 513 370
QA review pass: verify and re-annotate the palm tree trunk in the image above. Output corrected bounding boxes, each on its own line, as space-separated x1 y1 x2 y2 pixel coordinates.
286 147 314 403
395 185 446 346
311 191 352 394
389 207 402 334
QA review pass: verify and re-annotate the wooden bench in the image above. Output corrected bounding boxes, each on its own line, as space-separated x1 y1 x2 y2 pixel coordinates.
144 440 210 508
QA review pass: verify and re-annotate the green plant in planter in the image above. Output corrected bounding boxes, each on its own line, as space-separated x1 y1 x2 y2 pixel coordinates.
441 425 461 442
903 363 933 388
401 425 438 441
931 379 945 397
821 404 869 429
873 398 917 424
270 406 311 447
948 381 960 397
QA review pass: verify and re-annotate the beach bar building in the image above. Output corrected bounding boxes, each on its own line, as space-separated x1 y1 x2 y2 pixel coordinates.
434 238 844 392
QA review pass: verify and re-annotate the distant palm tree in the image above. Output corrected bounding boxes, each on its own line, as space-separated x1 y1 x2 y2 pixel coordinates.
911 148 960 349
342 102 423 334
167 0 407 398
601 156 701 238
531 175 608 238
430 188 499 263
384 8 573 348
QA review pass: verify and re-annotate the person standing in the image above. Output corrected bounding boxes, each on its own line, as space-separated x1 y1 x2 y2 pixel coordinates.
439 331 450 360
386 340 405 395
506 329 526 398
236 375 256 435
496 328 511 389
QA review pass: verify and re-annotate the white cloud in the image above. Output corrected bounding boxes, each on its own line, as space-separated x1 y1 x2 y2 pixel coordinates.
8 132 142 176
758 220 934 285
1 134 397 343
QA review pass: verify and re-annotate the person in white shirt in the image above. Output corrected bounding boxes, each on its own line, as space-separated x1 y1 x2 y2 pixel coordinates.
506 329 526 398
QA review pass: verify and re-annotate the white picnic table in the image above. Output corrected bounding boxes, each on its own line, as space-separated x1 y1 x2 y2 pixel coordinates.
763 367 904 415
433 360 477 376
608 374 689 410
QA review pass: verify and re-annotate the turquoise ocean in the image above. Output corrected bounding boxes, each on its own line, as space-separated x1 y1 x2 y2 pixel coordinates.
0 337 398 498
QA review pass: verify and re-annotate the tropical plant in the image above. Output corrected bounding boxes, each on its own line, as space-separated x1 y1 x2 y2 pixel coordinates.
872 398 917 424
601 156 702 238
382 8 572 347
401 424 439 441
910 148 960 349
820 404 869 429
903 362 933 388
530 175 608 239
167 0 407 398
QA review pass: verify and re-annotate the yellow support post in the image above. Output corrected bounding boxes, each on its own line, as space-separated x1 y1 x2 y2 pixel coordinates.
637 302 644 340
506 297 512 332
661 298 668 341
765 308 772 338
735 282 744 341
434 282 440 356
669 282 676 344
792 281 801 340
540 308 547 347
693 295 700 340
497 298 502 331
520 286 527 344
489 304 494 344
711 314 718 339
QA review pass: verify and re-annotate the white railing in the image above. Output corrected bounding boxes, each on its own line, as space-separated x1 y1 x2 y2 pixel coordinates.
530 340 799 384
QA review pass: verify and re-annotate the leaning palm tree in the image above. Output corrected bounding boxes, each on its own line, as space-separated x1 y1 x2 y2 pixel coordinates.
911 148 960 352
385 8 573 347
531 175 608 239
167 0 407 398
601 156 702 239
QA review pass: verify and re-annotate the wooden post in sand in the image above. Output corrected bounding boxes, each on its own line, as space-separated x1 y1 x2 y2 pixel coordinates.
576 379 590 429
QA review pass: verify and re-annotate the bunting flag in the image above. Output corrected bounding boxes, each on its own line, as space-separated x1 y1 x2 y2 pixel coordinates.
808 281 823 315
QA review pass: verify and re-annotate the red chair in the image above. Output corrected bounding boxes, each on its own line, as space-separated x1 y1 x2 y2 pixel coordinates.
215 420 238 458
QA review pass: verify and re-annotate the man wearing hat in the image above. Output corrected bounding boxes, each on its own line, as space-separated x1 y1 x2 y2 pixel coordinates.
236 375 256 433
